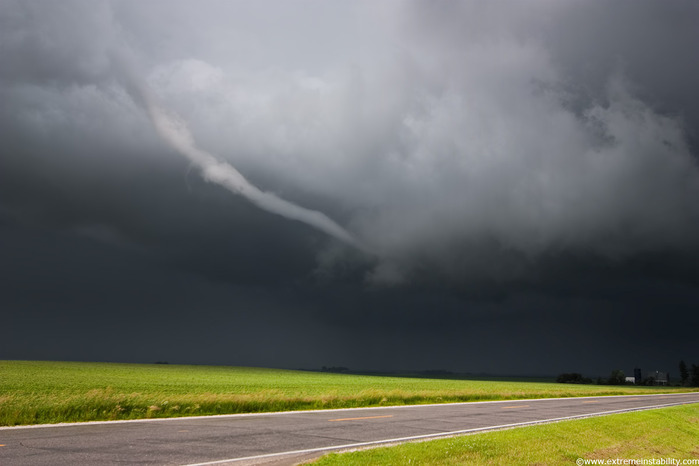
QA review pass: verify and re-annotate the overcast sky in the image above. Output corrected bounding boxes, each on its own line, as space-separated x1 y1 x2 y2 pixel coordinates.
2 0 698 377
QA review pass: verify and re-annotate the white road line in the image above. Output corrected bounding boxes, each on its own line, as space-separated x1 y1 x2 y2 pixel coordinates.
181 400 699 466
1 392 697 431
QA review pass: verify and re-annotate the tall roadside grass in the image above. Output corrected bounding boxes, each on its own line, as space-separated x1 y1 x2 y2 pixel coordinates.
1 360 695 426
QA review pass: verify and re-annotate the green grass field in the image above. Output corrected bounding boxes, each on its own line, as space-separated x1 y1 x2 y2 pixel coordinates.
310 403 699 465
1 360 695 426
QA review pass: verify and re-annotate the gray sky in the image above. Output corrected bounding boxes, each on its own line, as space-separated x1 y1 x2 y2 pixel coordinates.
2 0 698 376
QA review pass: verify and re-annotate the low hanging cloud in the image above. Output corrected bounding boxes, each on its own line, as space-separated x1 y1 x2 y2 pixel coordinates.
2 0 699 286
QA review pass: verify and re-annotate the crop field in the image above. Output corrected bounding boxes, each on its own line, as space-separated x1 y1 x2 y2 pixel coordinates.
1 360 695 426
310 403 699 465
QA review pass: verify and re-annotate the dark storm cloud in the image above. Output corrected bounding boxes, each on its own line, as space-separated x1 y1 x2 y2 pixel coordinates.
1 0 698 375
0 1 115 85
545 1 699 141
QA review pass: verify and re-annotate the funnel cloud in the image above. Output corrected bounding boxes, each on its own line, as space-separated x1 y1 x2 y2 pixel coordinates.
114 53 364 252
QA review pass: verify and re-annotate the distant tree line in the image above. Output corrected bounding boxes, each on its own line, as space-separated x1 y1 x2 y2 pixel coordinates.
320 366 349 373
556 373 593 384
556 370 626 385
557 362 699 387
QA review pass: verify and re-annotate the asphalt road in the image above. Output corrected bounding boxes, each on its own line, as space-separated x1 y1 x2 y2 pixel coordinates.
1 393 698 465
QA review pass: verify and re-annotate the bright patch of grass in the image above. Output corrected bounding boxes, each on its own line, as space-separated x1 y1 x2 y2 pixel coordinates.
0 360 695 426
311 404 699 465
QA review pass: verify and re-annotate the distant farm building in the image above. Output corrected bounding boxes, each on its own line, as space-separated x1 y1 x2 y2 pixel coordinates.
628 368 669 385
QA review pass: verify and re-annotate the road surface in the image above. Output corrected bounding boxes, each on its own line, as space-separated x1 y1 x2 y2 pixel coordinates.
1 392 698 465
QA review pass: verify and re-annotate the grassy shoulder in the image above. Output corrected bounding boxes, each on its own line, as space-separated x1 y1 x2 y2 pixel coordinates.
311 404 699 465
1 360 696 426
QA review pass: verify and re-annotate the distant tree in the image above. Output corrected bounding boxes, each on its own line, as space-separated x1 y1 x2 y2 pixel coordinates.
691 364 699 387
642 376 656 386
608 369 625 385
679 360 689 386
